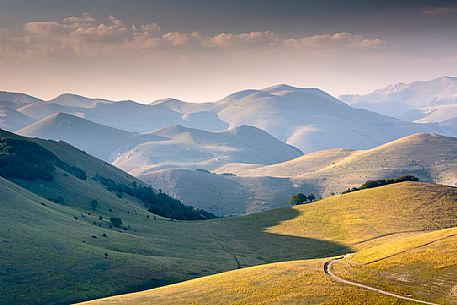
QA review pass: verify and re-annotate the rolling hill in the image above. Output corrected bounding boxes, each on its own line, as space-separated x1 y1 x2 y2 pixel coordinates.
78 182 457 305
225 133 457 195
17 112 164 161
292 133 457 196
132 133 457 215
113 124 303 174
6 128 457 304
227 147 354 178
208 84 452 152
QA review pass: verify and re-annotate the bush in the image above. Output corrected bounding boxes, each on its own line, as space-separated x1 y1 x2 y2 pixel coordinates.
49 196 65 204
90 199 98 211
289 193 307 205
289 193 317 205
109 217 123 228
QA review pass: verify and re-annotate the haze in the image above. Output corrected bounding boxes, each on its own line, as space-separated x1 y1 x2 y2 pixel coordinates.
1 0 457 102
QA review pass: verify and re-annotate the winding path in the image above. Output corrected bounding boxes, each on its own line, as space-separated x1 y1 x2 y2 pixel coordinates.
324 256 439 305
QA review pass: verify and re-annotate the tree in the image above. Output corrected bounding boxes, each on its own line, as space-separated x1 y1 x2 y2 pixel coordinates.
307 193 315 202
289 193 308 205
109 217 123 228
90 199 98 211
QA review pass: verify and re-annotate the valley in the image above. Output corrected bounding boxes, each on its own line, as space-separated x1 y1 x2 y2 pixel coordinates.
1 79 457 305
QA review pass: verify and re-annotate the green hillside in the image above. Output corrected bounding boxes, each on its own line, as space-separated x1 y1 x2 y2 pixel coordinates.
2 130 456 305
0 129 214 220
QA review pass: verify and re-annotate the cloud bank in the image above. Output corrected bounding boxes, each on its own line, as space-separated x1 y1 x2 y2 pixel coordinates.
1 13 386 59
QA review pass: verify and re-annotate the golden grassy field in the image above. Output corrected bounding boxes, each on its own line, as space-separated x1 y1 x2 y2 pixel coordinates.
78 182 457 305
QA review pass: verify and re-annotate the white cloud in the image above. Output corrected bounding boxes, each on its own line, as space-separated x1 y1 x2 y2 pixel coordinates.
283 32 386 49
206 31 278 47
0 14 386 59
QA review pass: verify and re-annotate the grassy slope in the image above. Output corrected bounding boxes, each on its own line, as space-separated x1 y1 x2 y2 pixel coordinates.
80 259 408 305
79 182 457 305
0 176 347 305
334 227 457 304
229 133 457 198
294 133 457 196
235 147 355 178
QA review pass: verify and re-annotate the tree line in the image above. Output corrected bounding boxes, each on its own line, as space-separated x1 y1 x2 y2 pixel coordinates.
93 174 216 221
0 137 86 181
342 175 419 194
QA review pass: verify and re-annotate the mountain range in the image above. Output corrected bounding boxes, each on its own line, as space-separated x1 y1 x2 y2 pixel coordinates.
2 82 457 155
3 78 457 305
340 76 457 121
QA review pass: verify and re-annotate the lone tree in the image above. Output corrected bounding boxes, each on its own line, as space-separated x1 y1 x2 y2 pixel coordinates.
109 217 123 228
289 193 308 205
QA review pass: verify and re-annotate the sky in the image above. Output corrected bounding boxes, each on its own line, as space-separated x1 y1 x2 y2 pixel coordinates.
1 0 457 103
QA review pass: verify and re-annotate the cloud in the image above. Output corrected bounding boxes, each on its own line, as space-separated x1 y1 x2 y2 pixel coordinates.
0 13 386 59
283 32 386 48
422 7 457 16
206 31 278 47
141 23 161 32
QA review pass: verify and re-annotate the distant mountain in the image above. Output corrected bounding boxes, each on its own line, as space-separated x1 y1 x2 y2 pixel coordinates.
208 84 453 152
4 84 457 153
17 102 69 120
151 98 213 113
17 113 164 161
0 92 42 131
113 124 303 174
49 93 114 108
0 91 43 109
340 76 457 118
0 104 34 131
12 93 225 132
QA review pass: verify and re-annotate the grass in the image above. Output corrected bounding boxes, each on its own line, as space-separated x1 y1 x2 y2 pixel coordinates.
334 227 457 304
79 259 411 305
0 175 348 305
2 129 457 304
75 182 457 305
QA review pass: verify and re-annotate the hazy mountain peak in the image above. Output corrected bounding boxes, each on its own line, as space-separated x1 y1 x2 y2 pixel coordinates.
222 89 262 101
0 91 44 108
340 76 457 118
228 124 271 137
50 93 114 108
150 98 186 106
262 84 298 92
